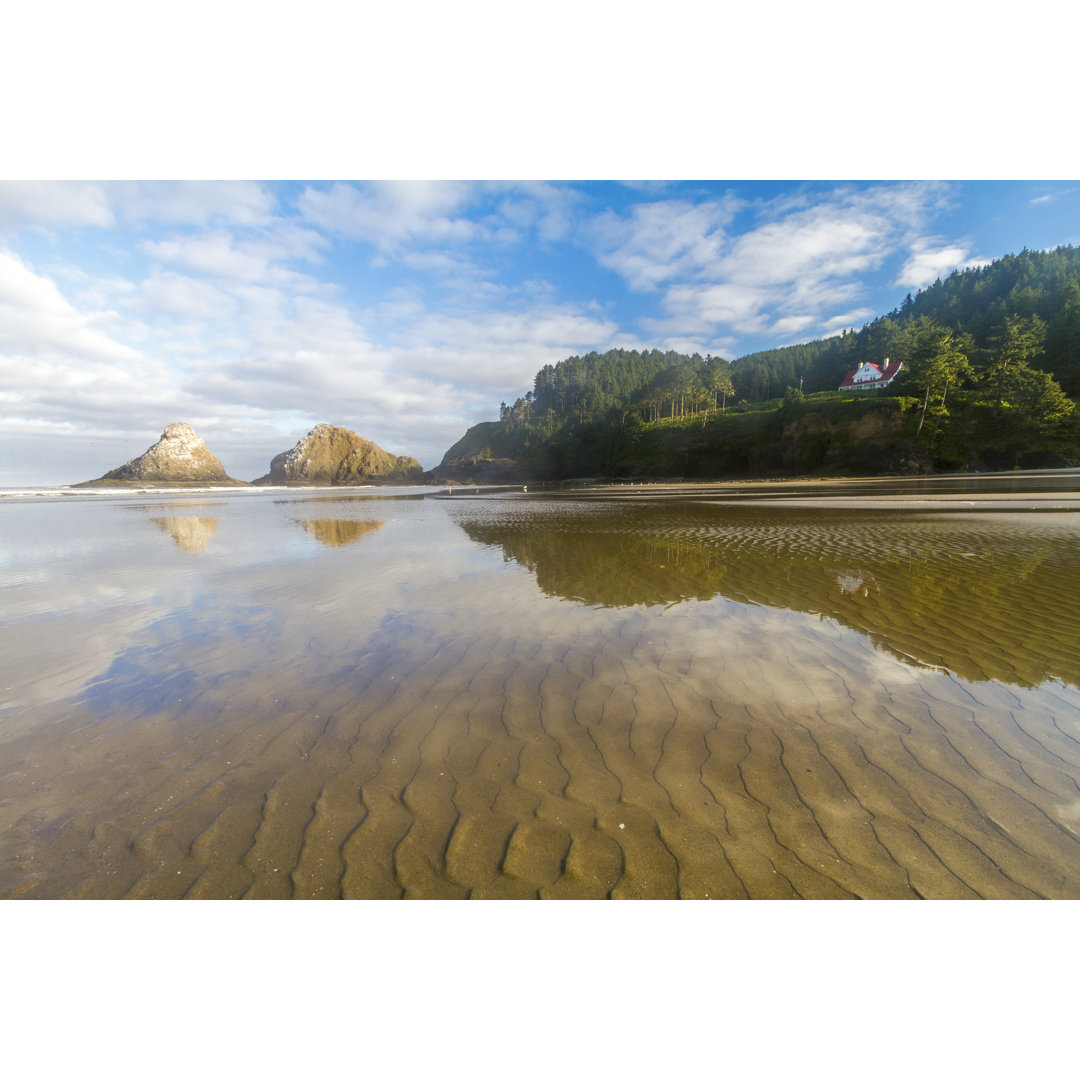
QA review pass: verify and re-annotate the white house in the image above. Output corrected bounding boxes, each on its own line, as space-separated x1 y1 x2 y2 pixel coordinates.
839 359 903 391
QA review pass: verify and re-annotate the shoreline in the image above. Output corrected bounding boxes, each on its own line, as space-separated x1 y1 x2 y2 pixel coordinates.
4 467 1079 507
505 467 1080 509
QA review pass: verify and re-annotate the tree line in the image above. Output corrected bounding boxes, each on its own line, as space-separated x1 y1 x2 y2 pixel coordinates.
501 349 736 430
731 244 1080 401
479 246 1079 476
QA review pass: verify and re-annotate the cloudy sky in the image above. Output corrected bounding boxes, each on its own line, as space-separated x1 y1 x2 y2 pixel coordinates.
2 178 1078 485
2 2 1076 486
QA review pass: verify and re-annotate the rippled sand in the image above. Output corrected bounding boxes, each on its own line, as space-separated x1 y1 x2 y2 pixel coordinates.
2 481 1080 899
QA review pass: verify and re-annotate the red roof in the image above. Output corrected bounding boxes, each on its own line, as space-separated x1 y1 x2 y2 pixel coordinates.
838 360 903 390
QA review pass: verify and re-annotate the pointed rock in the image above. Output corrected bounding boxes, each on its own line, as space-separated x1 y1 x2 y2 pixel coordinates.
255 424 423 485
77 422 248 486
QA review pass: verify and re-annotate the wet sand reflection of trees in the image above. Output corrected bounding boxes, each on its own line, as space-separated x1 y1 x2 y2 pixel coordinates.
452 501 1080 689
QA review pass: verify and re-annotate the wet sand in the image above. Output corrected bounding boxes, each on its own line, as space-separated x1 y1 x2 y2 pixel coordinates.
2 478 1079 898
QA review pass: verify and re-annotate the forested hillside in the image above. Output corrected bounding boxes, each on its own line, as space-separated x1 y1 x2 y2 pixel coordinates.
438 246 1080 481
731 245 1080 400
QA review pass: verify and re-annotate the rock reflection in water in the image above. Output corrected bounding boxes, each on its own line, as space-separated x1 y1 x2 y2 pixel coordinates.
298 519 384 547
451 500 1080 689
150 516 219 552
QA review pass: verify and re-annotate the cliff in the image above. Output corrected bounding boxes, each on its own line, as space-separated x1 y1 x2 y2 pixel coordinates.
255 424 424 485
76 422 248 486
433 397 933 483
434 422 528 483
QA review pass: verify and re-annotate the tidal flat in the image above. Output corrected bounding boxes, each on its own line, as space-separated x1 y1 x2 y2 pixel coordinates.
2 475 1080 899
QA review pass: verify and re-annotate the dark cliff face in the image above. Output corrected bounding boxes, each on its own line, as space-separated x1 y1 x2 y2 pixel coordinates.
77 423 248 486
432 401 930 483
260 424 424 485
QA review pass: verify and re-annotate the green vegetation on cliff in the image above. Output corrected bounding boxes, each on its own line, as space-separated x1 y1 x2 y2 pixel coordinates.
438 247 1080 480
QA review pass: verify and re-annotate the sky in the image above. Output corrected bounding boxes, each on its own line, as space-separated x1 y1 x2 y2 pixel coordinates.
2 4 1077 486
3 179 1078 485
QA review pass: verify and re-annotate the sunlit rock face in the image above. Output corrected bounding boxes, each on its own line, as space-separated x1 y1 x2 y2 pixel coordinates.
82 423 245 485
260 424 423 485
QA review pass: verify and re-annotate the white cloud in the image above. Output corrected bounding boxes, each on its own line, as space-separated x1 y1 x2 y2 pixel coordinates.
112 181 278 226
895 239 988 290
0 181 282 237
1029 187 1075 207
138 271 240 322
395 305 620 394
846 180 953 229
589 182 960 349
142 227 325 284
0 251 200 482
491 181 585 244
42 261 137 313
297 181 478 251
0 248 363 482
0 249 140 364
659 282 769 330
587 196 742 290
144 232 273 281
400 250 486 278
781 277 865 315
0 181 116 233
719 210 889 287
769 314 819 338
652 336 712 356
819 309 875 336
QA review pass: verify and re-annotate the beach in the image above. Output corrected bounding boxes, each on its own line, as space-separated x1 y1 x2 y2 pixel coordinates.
2 474 1079 898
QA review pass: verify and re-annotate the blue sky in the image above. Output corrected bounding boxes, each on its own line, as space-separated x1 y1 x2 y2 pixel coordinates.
1 1 1077 486
2 179 1078 484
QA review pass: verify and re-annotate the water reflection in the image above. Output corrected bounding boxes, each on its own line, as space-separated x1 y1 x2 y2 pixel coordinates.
6 488 1080 899
150 516 219 552
297 519 384 547
832 570 877 597
452 500 1080 689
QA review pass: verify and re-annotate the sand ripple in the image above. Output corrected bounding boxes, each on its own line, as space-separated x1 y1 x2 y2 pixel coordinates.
3 493 1080 899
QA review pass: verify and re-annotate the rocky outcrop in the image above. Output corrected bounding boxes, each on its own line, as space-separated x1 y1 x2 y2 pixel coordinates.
432 422 528 483
255 424 423 485
432 455 526 484
77 422 247 486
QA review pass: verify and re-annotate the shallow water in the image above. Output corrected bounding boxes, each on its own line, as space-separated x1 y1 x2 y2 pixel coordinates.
2 481 1080 898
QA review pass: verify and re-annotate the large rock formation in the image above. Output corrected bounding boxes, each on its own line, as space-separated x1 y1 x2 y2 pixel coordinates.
433 422 527 483
256 424 424 485
78 422 248 486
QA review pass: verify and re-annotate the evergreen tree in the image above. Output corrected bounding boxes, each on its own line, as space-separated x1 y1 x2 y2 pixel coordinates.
899 317 974 437
979 314 1047 409
702 354 735 412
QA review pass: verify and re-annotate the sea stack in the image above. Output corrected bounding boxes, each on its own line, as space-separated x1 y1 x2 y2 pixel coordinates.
78 422 247 486
256 424 423 485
